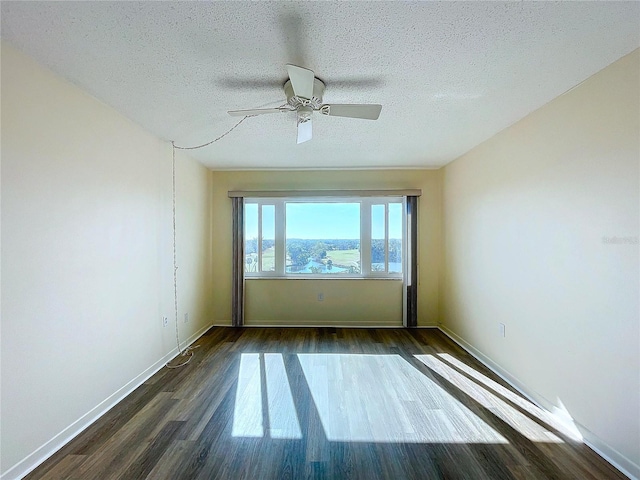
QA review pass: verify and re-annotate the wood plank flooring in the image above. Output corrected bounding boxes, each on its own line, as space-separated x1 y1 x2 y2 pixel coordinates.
26 328 627 480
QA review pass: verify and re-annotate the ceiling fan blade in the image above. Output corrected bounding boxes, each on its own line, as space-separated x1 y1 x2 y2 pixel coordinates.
297 116 312 144
320 104 382 120
286 64 315 99
228 108 284 117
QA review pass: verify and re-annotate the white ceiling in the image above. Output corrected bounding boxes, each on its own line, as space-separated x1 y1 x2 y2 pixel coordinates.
1 2 638 170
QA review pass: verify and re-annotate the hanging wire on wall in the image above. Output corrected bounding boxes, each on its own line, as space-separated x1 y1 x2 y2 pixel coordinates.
172 115 255 151
166 115 253 369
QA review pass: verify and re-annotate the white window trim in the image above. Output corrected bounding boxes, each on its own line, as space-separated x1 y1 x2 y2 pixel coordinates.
244 196 404 279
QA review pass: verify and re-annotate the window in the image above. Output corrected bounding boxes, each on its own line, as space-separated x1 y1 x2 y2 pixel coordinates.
371 202 403 274
245 197 404 278
244 203 275 273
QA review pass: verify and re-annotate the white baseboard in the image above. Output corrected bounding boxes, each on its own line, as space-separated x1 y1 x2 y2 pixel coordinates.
242 322 403 328
438 325 639 480
1 323 212 480
210 323 438 328
581 429 639 480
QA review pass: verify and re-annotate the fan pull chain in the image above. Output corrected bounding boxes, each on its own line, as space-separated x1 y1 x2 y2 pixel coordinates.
173 115 255 150
166 141 194 369
167 115 253 368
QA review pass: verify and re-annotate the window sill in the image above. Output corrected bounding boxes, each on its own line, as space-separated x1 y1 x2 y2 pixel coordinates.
245 276 403 281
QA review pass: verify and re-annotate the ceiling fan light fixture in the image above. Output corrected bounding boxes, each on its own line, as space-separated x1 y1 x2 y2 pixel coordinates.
297 106 313 123
296 109 313 144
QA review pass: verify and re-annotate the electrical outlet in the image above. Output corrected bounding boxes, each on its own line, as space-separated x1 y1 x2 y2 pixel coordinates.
162 316 169 327
184 312 189 323
499 323 506 338
317 293 324 302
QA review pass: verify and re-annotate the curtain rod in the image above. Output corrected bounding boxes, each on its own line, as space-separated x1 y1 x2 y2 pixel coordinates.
228 189 422 198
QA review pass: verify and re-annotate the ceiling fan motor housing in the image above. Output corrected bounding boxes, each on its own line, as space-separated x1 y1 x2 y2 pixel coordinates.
284 78 325 110
228 65 381 144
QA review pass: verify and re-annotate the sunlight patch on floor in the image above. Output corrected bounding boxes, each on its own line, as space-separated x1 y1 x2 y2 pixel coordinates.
297 353 508 444
265 353 303 439
436 353 582 441
233 353 302 439
232 353 264 437
415 354 564 443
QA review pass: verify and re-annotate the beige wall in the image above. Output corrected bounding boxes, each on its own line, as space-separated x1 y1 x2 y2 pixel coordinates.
442 50 639 475
245 279 403 326
210 169 442 327
0 43 213 477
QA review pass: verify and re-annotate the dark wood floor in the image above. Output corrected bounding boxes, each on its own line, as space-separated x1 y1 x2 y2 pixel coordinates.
27 327 626 480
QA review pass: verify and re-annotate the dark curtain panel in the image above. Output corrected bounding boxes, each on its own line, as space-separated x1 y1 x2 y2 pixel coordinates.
405 196 418 328
231 197 244 327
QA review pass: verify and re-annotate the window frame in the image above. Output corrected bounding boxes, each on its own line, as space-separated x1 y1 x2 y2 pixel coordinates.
244 196 405 279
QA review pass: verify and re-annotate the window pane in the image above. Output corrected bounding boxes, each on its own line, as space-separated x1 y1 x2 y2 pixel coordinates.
285 203 360 274
244 203 258 273
371 204 386 272
261 205 275 272
388 203 402 273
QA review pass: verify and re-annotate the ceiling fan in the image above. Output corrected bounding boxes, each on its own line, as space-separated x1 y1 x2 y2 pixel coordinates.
228 65 382 144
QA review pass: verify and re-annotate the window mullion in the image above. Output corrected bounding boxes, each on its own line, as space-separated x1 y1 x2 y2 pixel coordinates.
257 204 263 273
361 199 371 276
385 202 389 274
275 200 286 276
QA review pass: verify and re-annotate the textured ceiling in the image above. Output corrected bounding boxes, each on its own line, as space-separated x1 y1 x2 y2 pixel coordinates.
1 1 638 170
